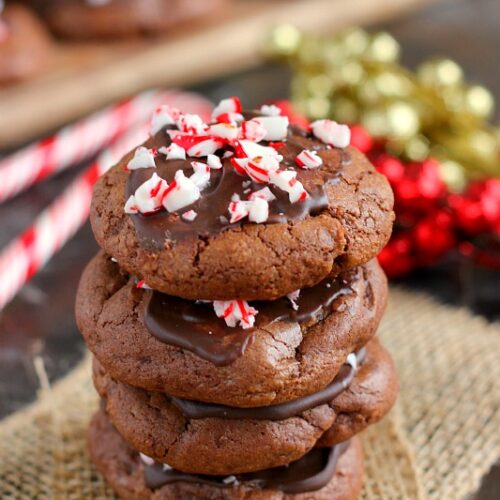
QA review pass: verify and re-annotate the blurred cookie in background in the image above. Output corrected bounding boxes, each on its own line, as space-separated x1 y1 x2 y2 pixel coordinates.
0 1 53 86
33 0 228 40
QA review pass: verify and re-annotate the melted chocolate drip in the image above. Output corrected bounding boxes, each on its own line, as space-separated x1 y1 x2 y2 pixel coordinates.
143 441 349 494
144 268 357 366
126 119 350 250
168 347 366 420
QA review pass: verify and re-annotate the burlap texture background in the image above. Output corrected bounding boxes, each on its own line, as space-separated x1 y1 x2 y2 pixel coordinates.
0 287 499 499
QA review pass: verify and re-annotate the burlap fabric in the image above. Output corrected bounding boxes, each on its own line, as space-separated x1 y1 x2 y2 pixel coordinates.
0 287 499 499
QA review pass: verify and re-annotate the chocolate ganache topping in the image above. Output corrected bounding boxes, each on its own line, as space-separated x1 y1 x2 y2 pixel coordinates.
143 441 349 493
126 115 351 250
144 267 357 366
168 347 366 420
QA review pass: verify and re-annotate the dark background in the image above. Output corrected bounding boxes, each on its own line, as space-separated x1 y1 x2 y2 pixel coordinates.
0 0 498 496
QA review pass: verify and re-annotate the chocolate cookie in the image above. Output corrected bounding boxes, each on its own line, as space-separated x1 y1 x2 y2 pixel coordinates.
317 338 398 447
92 339 394 475
90 117 394 301
76 251 387 407
34 0 226 39
0 3 52 86
88 409 365 500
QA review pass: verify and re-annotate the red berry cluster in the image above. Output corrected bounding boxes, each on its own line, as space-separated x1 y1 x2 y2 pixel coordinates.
366 146 500 278
272 100 500 278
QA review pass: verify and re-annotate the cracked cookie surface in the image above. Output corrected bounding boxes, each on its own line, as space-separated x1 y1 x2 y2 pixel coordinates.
92 339 396 475
88 409 365 500
90 125 394 301
76 252 387 407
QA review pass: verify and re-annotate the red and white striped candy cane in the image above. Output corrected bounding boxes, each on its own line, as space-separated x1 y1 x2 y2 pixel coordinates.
0 90 213 203
0 124 148 311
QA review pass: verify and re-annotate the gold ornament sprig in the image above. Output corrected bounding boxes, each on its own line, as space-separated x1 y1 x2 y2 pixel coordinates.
266 25 499 190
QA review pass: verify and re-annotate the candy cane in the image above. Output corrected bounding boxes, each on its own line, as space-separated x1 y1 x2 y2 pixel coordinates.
0 90 213 203
0 125 148 311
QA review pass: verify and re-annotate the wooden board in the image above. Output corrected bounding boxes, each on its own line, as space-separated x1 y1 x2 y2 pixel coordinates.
0 0 434 148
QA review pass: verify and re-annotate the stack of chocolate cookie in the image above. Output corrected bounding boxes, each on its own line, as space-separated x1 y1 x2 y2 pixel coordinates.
77 97 398 499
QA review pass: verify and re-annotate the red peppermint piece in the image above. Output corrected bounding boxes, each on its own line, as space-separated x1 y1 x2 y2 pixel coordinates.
212 97 243 121
295 149 323 169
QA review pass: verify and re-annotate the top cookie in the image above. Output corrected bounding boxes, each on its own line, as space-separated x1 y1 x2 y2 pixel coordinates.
90 99 394 300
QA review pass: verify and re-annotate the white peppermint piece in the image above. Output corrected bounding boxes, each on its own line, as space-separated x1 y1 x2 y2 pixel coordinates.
259 104 282 116
248 197 269 223
190 161 211 190
162 170 200 212
208 122 240 141
249 187 276 202
150 105 180 135
287 289 301 311
213 300 258 329
252 116 289 141
182 210 198 221
311 119 351 148
295 149 323 169
159 143 186 160
139 453 155 466
125 172 167 214
127 146 156 170
188 138 224 157
270 170 308 203
207 154 222 169
228 197 250 223
346 353 357 370
212 97 242 121
241 120 267 142
177 113 207 135
238 139 280 159
124 195 138 214
245 155 281 183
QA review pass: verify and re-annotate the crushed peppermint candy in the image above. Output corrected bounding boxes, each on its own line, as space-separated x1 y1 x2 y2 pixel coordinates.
169 132 224 157
149 105 180 135
213 299 258 329
228 194 269 224
208 122 240 141
125 96 320 220
124 172 167 214
190 161 211 190
215 112 244 125
235 139 280 160
136 280 152 290
231 154 281 184
311 119 351 148
287 289 301 310
269 170 308 203
127 147 156 170
182 210 198 221
159 142 186 160
251 116 289 141
346 352 357 370
177 113 207 135
259 104 282 116
248 187 276 202
207 154 222 169
211 96 242 121
241 119 268 142
162 170 200 212
139 453 155 466
295 149 323 169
